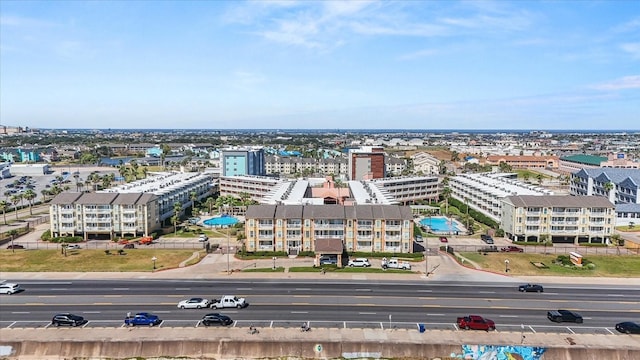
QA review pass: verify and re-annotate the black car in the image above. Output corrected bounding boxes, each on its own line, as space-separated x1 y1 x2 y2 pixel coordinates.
547 310 583 323
615 321 640 334
479 245 499 253
7 244 25 249
519 284 544 293
51 313 86 327
480 234 494 244
201 313 233 326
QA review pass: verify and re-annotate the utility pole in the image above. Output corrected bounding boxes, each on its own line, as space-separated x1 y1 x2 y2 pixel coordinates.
227 227 230 275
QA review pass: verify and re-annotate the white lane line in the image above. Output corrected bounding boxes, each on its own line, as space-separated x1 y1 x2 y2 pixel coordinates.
11 312 30 314
154 311 172 313
478 291 495 294
499 315 518 318
567 327 575 334
294 288 311 291
82 311 101 314
417 290 432 293
426 313 445 316
355 289 371 292
236 288 253 291
290 311 308 314
49 288 68 291
112 288 129 291
359 312 376 315
606 294 624 297
605 328 615 335
175 288 191 291
19 282 73 285
8 321 16 328
529 325 536 333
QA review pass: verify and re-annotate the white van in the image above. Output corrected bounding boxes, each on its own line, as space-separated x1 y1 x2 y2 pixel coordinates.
0 283 21 295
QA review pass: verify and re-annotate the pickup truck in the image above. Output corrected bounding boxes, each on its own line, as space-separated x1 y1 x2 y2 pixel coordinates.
456 315 496 331
124 312 162 327
381 258 412 270
210 295 248 309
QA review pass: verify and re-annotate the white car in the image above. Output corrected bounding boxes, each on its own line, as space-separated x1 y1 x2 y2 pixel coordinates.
0 283 21 295
177 297 211 309
66 244 81 250
348 258 371 267
198 234 209 242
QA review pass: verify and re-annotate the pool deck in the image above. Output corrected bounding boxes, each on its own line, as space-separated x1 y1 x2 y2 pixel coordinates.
198 215 245 228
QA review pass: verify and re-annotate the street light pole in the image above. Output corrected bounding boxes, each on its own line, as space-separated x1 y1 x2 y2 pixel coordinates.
424 236 428 277
227 227 230 275
272 256 276 270
152 256 157 272
505 259 510 273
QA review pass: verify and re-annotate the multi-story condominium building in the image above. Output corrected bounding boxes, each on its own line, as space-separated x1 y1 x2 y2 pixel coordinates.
570 168 640 226
49 172 213 240
219 175 286 203
365 176 439 205
448 173 553 223
385 157 407 176
501 195 615 244
558 154 607 173
600 153 639 169
348 146 385 180
244 204 414 256
411 151 440 175
221 147 265 177
49 192 160 240
484 155 559 169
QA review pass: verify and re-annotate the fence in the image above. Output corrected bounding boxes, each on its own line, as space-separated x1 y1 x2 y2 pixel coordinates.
449 244 636 256
10 241 207 251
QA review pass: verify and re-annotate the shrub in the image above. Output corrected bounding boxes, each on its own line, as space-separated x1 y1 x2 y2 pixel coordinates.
41 230 52 241
297 251 315 257
47 236 83 244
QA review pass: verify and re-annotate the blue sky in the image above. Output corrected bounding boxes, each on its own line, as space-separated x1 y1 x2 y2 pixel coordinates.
1 0 639 130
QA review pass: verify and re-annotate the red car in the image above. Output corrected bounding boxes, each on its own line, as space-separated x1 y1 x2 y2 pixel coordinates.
501 246 523 253
439 237 448 243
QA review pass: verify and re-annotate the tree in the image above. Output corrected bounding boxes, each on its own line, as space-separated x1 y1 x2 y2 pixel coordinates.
603 182 614 199
204 197 216 215
536 174 543 185
8 229 19 253
522 173 530 183
441 187 452 215
22 189 36 215
0 200 8 225
172 202 182 235
10 194 21 220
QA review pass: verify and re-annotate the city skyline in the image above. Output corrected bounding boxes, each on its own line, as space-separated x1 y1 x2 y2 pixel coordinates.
1 0 639 130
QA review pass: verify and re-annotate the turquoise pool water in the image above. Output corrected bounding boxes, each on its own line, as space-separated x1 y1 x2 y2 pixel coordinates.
419 217 461 233
203 215 239 227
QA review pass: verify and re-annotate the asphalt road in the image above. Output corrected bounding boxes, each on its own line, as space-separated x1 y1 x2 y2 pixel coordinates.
1 279 638 335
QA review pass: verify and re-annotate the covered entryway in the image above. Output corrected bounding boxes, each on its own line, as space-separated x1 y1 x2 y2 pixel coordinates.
314 238 344 268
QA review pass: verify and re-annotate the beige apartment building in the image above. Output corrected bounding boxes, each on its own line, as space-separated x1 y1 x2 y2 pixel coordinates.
50 192 160 240
501 195 615 244
244 204 414 255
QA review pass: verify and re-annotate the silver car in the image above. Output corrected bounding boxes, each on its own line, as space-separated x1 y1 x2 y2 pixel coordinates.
177 298 211 309
348 258 371 267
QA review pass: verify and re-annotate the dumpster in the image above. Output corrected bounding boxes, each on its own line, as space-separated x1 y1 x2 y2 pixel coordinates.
418 323 425 333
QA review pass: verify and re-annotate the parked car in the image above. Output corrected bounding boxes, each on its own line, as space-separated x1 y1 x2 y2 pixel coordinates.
123 243 135 249
501 246 523 253
547 310 583 323
198 234 209 242
178 297 211 309
439 236 448 243
51 313 86 327
479 246 499 253
124 312 162 326
518 284 544 292
615 321 640 334
414 235 423 243
457 315 496 331
319 256 337 265
480 234 494 244
65 244 81 250
348 258 371 267
201 313 233 326
210 295 248 309
6 244 25 249
0 283 22 295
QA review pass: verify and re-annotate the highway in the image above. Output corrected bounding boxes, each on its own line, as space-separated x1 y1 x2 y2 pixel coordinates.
1 279 639 335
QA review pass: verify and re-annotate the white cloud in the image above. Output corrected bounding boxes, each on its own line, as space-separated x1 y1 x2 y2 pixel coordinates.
621 43 640 59
590 76 640 91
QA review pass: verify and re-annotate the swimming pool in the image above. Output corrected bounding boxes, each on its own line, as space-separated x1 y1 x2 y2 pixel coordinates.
203 215 239 227
420 216 461 233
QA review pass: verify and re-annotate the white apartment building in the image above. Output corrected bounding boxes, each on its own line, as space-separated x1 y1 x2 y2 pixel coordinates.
364 176 439 205
411 151 440 175
219 175 287 203
448 173 553 223
501 195 615 244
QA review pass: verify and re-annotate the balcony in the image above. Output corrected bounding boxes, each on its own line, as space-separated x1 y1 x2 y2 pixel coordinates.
258 234 274 239
357 224 373 230
385 225 401 230
286 235 302 240
384 235 401 241
314 223 344 229
357 235 373 240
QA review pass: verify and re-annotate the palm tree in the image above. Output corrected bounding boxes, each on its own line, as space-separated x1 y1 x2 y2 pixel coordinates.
603 182 614 200
172 202 182 235
0 200 8 225
22 189 36 215
536 174 544 185
441 187 452 215
204 197 215 215
8 229 19 253
10 194 21 220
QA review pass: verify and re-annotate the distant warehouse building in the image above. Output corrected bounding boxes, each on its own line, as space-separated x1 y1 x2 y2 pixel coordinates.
501 195 615 244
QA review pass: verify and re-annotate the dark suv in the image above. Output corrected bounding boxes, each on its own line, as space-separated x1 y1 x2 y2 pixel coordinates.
51 313 86 327
480 234 494 244
547 310 583 323
201 313 233 326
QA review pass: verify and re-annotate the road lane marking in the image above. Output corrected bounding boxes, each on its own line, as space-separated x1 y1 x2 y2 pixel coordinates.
292 303 310 305
417 290 432 293
175 288 191 291
356 304 376 306
291 311 308 314
489 306 510 309
359 312 377 315
104 295 122 298
294 295 311 298
567 327 575 334
236 288 253 290
154 311 171 313
479 291 495 294
529 325 536 333
606 294 624 297
25 303 44 305
426 313 445 316
93 303 113 305
294 288 311 291
499 315 518 318
38 296 56 298
112 288 129 291
606 328 615 335
82 311 101 314
11 312 30 314
49 288 68 291
355 289 371 292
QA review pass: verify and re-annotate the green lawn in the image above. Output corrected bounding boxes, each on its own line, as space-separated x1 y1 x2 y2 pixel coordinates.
0 249 201 272
459 252 640 277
